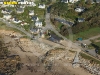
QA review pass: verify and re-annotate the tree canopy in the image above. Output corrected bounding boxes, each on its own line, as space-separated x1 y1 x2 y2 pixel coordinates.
51 2 68 16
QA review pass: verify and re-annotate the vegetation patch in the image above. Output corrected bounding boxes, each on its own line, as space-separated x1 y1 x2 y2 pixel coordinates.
73 27 100 40
0 39 22 75
69 50 76 53
80 53 100 64
50 1 100 40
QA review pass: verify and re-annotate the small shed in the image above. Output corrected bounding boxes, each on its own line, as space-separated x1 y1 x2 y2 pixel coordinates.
78 18 85 22
77 38 83 41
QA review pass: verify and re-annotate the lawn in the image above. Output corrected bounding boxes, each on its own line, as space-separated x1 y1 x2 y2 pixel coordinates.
10 6 46 28
33 6 45 19
97 37 100 40
23 25 30 31
73 27 100 40
64 9 79 21
93 42 100 47
56 23 63 31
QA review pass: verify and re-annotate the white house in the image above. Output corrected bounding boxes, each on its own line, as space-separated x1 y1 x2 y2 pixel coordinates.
13 20 22 23
1 9 7 14
96 0 100 3
29 10 34 16
61 0 79 3
31 16 39 21
16 8 24 14
3 14 11 20
78 18 85 22
20 5 25 8
61 0 68 3
1 4 15 7
11 17 22 23
35 21 42 28
38 4 45 9
28 2 36 7
75 7 85 12
1 9 12 14
69 0 79 3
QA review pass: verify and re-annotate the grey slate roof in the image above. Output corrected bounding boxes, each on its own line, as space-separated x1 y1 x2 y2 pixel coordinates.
96 0 100 3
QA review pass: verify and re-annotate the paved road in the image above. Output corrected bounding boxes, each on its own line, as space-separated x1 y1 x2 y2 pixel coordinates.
76 34 100 57
0 18 32 38
44 11 100 63
44 13 72 41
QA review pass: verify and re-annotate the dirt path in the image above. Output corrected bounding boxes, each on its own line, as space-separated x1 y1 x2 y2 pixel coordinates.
89 34 100 40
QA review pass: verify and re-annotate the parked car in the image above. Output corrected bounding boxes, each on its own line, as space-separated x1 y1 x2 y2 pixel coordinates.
85 50 89 52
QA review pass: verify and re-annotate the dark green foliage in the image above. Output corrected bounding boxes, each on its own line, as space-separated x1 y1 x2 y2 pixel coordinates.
61 3 100 36
72 4 100 34
60 25 69 36
51 2 68 16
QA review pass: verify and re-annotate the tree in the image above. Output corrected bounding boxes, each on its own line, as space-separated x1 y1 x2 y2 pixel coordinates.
51 2 68 17
60 25 69 36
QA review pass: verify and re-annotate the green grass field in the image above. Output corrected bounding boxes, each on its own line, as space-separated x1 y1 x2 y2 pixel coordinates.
97 37 100 40
73 27 100 40
93 42 100 47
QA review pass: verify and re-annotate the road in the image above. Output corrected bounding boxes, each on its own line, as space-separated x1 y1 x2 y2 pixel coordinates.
0 18 32 38
44 13 72 41
44 11 100 64
76 34 100 57
44 12 81 64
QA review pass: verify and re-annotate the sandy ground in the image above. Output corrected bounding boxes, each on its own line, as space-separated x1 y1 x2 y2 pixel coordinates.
0 29 92 75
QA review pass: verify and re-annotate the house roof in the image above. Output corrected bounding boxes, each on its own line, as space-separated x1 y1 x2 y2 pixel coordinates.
0 0 4 2
21 0 24 2
30 28 39 33
13 0 17 1
78 18 85 22
29 10 34 13
16 8 24 12
35 21 42 26
35 21 42 23
31 16 38 21
96 0 100 3
39 4 45 8
39 4 45 6
3 14 11 16
13 17 19 21
75 7 85 10
6 9 12 13
1 8 5 11
61 0 68 3
54 18 74 26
